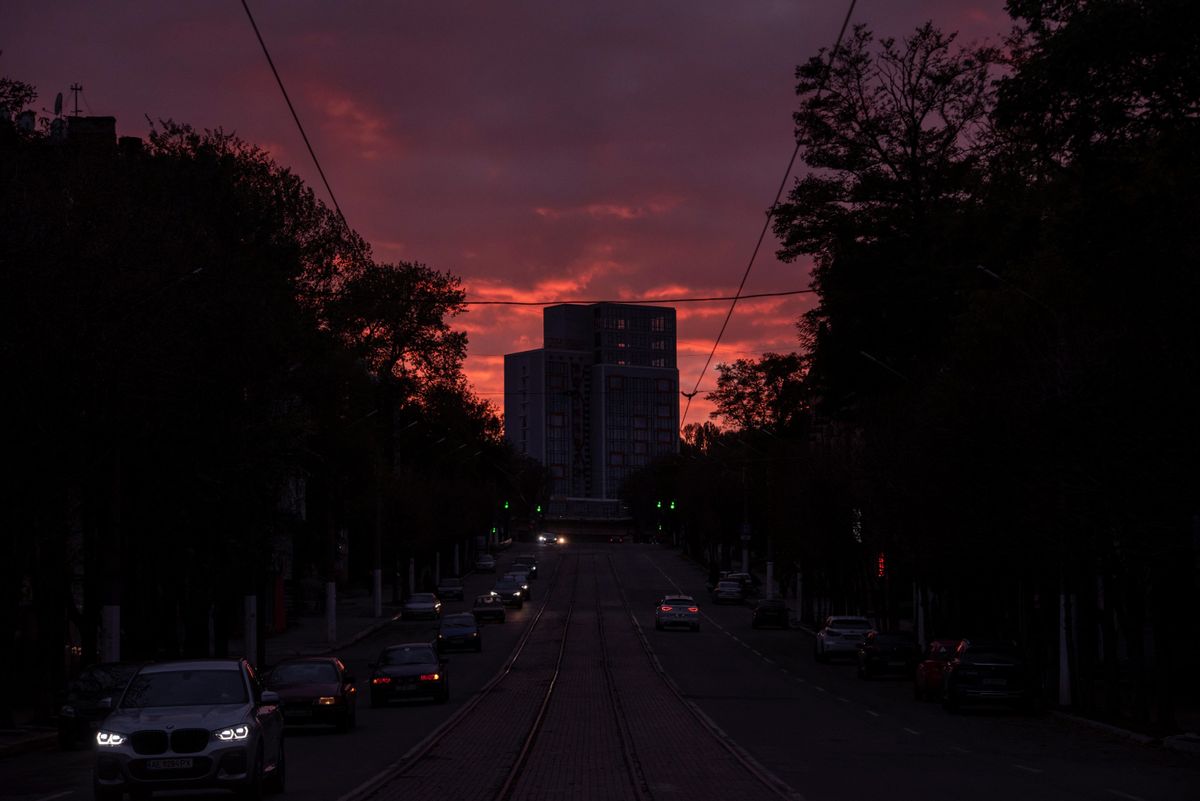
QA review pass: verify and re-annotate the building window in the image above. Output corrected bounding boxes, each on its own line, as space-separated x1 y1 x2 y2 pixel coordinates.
549 413 565 427
657 430 673 444
550 464 566 478
651 316 665 332
651 339 665 350
608 375 624 390
633 416 648 429
633 441 647 455
656 379 672 392
609 451 625 466
651 358 665 367
616 318 626 330
657 404 671 418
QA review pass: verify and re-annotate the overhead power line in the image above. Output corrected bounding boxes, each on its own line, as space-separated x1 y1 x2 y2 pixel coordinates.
679 0 858 429
464 288 815 307
240 0 350 233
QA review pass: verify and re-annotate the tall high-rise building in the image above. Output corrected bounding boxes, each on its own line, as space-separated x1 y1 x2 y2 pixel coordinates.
504 303 679 511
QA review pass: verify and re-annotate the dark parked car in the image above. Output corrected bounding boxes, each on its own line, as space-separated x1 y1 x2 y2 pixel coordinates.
942 639 1037 712
265 656 357 731
857 632 918 678
436 576 465 601
58 662 141 749
92 659 284 801
472 593 507 623
750 598 789 629
913 639 961 701
437 613 483 653
369 643 448 706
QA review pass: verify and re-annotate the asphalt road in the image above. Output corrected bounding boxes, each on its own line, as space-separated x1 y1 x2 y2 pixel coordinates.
4 542 1198 801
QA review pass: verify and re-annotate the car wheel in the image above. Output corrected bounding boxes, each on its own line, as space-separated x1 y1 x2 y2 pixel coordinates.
264 739 285 794
475 641 483 653
942 686 960 713
129 789 152 801
913 681 924 701
93 779 122 801
814 643 828 663
655 620 663 631
751 620 759 630
692 623 700 632
370 692 384 709
437 684 449 704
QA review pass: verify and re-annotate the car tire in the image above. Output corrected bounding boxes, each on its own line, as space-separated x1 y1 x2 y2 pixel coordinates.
655 620 663 631
475 642 483 653
691 623 700 632
437 685 449 704
370 692 384 709
814 643 828 663
913 682 924 701
942 687 960 713
751 620 759 630
265 740 285 794
129 789 152 801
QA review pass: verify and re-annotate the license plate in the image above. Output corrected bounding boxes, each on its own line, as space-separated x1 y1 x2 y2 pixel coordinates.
983 677 1007 687
147 758 194 770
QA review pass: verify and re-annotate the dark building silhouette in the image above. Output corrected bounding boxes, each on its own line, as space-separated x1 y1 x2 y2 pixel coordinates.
505 303 679 514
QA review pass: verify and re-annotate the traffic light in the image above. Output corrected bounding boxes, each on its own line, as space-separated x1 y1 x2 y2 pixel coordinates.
535 504 542 514
503 500 510 509
669 500 676 510
656 500 662 509
491 526 498 534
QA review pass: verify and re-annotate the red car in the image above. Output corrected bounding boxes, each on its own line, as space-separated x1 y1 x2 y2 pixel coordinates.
912 639 961 701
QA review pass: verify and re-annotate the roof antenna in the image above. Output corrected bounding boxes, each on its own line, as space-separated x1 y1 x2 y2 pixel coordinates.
70 83 83 116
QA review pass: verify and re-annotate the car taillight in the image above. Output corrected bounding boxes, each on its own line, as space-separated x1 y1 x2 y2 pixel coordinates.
419 673 440 681
688 607 699 612
371 677 391 685
660 606 672 612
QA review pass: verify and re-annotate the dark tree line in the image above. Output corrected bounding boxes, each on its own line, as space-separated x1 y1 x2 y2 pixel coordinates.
0 93 542 725
627 1 1199 732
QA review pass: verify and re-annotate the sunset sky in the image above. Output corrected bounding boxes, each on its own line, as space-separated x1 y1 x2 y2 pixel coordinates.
5 1 1009 427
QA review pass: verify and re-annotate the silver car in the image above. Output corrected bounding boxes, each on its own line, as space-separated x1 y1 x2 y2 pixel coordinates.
92 659 284 800
655 595 701 632
814 615 875 661
403 593 443 620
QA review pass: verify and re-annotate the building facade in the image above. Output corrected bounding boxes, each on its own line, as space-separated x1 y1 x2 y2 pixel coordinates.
504 303 680 505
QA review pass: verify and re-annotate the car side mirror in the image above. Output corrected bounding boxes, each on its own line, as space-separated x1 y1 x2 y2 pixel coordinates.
260 690 280 706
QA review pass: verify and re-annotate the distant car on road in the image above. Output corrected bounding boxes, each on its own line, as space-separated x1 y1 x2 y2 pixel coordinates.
511 555 538 580
403 593 442 620
437 613 483 653
265 656 357 731
655 595 700 631
710 580 746 605
608 535 624 543
857 632 919 679
436 576 465 601
503 570 532 600
941 639 1036 712
369 643 448 706
474 554 497 573
491 577 526 608
58 662 141 749
814 616 875 662
92 659 284 801
472 593 507 623
750 598 789 629
537 533 565 544
913 639 961 701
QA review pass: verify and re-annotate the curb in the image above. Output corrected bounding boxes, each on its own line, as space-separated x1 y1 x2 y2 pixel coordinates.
1162 734 1200 755
1049 710 1172 747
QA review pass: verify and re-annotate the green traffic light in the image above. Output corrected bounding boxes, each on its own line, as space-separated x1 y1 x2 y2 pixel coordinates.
656 500 662 509
536 504 542 513
669 500 676 510
504 500 510 509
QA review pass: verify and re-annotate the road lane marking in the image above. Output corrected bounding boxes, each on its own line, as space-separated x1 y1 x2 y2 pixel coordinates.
1107 792 1147 801
813 686 827 693
835 696 850 703
903 727 921 735
762 657 775 664
866 710 881 717
1013 764 1043 774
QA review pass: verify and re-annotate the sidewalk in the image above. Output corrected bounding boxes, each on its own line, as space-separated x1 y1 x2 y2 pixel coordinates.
0 588 400 760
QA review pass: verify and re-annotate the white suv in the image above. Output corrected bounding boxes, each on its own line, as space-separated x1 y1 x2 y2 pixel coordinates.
93 658 284 800
814 616 875 662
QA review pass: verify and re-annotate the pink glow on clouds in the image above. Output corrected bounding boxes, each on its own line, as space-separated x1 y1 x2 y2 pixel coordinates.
6 0 1012 430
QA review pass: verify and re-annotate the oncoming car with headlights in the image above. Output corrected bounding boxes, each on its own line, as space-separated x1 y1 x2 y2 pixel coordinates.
92 659 284 800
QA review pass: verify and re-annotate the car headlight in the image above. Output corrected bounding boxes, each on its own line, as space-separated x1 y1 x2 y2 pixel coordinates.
538 535 546 542
96 731 126 746
214 724 250 741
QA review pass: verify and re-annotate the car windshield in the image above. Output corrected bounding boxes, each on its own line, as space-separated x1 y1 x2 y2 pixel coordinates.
269 662 338 685
121 669 247 708
408 594 436 603
78 664 139 691
382 647 436 666
495 581 520 591
475 595 498 605
441 614 476 629
830 619 872 628
663 597 693 605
